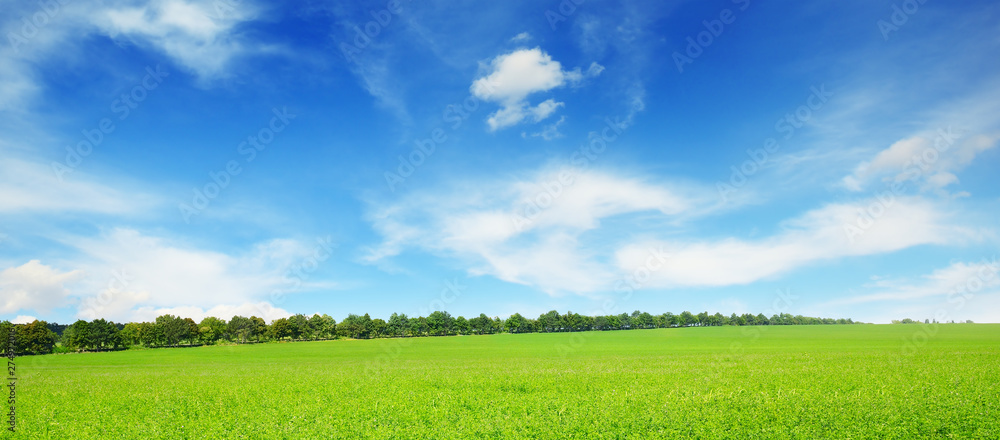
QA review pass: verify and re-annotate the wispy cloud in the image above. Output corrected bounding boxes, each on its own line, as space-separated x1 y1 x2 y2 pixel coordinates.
615 198 969 288
367 165 974 295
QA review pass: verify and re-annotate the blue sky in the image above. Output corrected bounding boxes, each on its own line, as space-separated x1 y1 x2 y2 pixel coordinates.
1 0 998 325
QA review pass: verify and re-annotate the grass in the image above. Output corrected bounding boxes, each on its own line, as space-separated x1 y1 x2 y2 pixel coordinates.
11 324 1000 439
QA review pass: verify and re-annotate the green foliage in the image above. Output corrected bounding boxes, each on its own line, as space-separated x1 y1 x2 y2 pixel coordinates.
3 320 58 355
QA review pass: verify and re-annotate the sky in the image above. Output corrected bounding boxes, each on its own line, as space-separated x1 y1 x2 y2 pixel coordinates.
1 0 998 326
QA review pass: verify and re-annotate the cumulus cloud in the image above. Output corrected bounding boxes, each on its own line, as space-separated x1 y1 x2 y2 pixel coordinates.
12 315 39 324
49 228 336 322
471 48 601 131
129 302 293 323
0 260 84 314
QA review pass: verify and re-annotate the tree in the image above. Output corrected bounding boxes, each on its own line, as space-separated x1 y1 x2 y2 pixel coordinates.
183 318 199 345
289 314 310 340
251 316 268 342
270 318 292 340
63 320 92 351
308 314 326 340
388 313 409 337
120 323 141 346
505 313 528 333
198 317 228 344
138 321 163 347
0 321 11 354
637 312 655 329
618 313 632 329
157 315 190 346
228 316 248 343
371 318 388 338
538 310 562 332
338 314 372 339
88 319 122 350
16 320 58 355
454 316 470 335
314 314 337 339
426 311 454 336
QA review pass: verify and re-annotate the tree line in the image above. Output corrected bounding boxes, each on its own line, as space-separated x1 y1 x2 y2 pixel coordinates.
1 310 861 355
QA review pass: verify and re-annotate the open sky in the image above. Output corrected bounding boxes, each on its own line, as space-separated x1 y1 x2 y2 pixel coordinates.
1 0 998 325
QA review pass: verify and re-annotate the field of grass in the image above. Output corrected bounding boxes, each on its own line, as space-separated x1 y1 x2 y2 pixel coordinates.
10 324 1000 439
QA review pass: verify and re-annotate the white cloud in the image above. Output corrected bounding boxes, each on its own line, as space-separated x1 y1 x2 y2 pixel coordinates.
0 0 260 110
50 228 335 322
471 48 596 131
829 259 1000 306
0 157 158 215
368 166 972 295
129 302 292 323
510 32 531 43
95 0 259 80
614 197 967 288
365 168 711 294
12 315 38 324
585 62 605 77
820 258 1000 323
524 115 566 141
0 260 84 314
843 132 999 193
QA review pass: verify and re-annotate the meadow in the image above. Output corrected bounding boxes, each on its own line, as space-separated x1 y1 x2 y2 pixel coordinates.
11 324 999 439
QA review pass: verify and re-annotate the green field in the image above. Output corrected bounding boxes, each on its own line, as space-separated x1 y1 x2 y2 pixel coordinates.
10 324 1000 439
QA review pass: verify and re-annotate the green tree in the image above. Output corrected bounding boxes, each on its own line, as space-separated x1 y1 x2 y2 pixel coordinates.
388 313 409 337
270 318 292 340
198 317 228 344
63 320 92 351
426 311 454 336
454 316 470 335
16 320 58 355
538 310 562 332
505 313 528 333
120 322 142 346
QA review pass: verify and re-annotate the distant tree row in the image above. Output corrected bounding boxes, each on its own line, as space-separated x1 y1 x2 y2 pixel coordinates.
1 309 863 355
892 318 973 324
